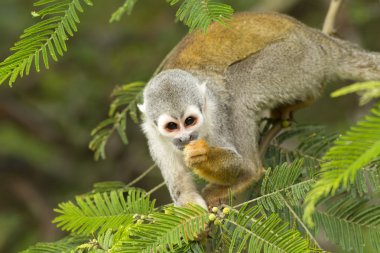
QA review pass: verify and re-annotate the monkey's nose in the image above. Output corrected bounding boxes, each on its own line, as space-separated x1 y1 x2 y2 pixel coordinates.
175 133 198 150
181 132 198 143
179 136 191 145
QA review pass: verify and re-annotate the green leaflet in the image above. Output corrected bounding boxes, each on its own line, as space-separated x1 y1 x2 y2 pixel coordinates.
89 81 145 160
224 204 312 253
167 0 234 32
53 188 155 235
21 236 87 253
313 197 380 253
116 204 209 253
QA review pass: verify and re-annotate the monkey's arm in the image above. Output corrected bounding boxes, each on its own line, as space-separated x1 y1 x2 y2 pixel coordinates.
143 124 207 209
184 139 263 185
184 139 264 206
184 139 241 185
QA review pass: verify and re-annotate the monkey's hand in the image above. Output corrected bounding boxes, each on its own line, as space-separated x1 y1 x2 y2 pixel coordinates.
184 139 209 166
184 139 240 185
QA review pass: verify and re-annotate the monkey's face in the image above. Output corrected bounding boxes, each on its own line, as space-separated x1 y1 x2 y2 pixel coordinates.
156 105 204 150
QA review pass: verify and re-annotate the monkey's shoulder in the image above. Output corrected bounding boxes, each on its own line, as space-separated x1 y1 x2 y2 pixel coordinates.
163 12 301 74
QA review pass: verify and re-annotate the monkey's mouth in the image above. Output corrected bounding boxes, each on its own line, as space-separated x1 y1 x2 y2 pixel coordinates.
176 144 185 151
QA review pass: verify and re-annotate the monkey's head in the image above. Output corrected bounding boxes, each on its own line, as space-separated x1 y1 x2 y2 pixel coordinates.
138 69 208 150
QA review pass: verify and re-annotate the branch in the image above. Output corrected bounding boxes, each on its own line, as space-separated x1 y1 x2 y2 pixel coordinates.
322 0 344 35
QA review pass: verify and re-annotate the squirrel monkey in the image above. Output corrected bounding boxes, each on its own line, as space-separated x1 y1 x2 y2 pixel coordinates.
138 12 380 208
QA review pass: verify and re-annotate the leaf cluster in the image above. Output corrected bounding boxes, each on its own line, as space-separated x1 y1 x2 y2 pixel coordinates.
0 0 93 86
89 82 145 160
304 103 380 226
23 184 315 253
167 0 234 32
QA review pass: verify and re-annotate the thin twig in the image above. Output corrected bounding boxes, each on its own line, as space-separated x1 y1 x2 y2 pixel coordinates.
146 181 166 195
322 0 344 35
126 164 157 187
282 197 322 249
259 122 283 159
233 179 315 209
266 174 322 249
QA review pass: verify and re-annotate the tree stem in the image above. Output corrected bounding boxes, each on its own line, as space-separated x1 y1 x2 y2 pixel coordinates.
323 0 344 35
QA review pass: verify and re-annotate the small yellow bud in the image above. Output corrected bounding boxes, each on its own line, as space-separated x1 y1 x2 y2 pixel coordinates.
281 120 290 128
214 218 222 225
212 207 218 213
209 213 216 221
136 219 143 225
222 207 230 214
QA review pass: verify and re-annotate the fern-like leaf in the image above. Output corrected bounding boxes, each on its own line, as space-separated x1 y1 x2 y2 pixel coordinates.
167 0 234 32
331 81 380 105
313 197 380 253
304 103 380 226
258 160 314 212
223 205 311 253
89 81 145 160
110 0 139 23
22 236 87 253
53 188 155 235
0 0 93 86
117 204 209 253
265 124 338 174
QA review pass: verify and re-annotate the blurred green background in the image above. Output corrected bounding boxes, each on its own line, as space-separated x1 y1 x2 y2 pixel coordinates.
0 0 379 252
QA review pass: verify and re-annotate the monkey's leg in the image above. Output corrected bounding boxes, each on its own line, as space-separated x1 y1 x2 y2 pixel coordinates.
259 98 315 157
202 170 265 207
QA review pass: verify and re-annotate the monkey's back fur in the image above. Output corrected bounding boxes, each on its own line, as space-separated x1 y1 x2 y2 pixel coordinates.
163 12 380 110
163 12 298 74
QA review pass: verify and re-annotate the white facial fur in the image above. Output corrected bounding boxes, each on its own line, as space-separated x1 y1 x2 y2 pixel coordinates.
156 105 204 148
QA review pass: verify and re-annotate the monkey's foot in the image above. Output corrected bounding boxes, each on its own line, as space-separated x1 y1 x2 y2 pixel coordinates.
184 139 209 167
202 184 229 208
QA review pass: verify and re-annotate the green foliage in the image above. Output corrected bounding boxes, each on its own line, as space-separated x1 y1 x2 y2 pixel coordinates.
110 0 139 23
22 236 87 253
223 204 311 253
331 81 380 105
0 0 93 86
117 204 209 252
167 0 234 32
53 188 155 235
304 103 380 226
264 124 338 176
24 183 318 253
313 197 380 253
89 81 145 160
258 160 314 212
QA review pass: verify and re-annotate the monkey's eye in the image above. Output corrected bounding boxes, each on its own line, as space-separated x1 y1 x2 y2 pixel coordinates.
184 116 196 126
166 122 178 131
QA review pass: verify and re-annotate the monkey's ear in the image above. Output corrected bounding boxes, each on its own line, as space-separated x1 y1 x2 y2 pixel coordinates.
137 103 146 114
199 81 207 95
199 82 208 113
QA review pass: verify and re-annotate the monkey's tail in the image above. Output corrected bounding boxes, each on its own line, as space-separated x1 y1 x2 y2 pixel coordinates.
331 37 380 82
